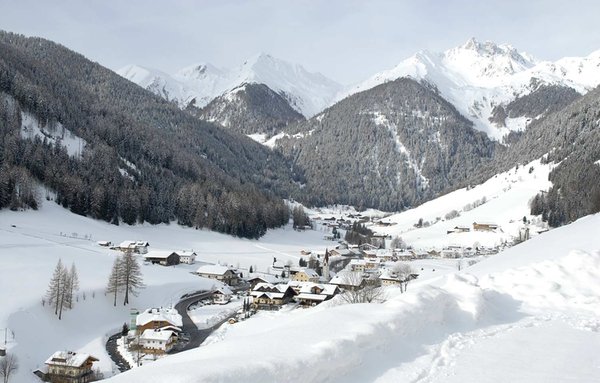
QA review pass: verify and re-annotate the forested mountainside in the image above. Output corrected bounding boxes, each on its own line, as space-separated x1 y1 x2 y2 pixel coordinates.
504 86 600 226
275 78 499 211
489 84 581 127
194 83 305 136
0 31 299 238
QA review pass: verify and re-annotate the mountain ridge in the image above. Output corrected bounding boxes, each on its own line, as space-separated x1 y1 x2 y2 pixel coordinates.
117 53 343 117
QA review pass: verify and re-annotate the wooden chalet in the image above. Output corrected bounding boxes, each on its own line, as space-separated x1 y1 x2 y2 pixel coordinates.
250 283 296 310
44 351 98 383
136 307 183 333
143 250 180 266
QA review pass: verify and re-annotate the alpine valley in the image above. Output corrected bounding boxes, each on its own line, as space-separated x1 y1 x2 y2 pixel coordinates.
1 29 600 383
122 37 600 223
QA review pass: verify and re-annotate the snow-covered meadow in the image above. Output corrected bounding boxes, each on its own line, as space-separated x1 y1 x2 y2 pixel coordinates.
0 200 333 382
1 155 598 382
105 213 600 383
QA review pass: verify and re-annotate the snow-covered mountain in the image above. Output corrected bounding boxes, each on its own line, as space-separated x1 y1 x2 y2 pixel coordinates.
118 54 342 117
340 38 600 140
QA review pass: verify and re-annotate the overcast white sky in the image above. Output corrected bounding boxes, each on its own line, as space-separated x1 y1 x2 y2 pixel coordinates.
1 0 599 84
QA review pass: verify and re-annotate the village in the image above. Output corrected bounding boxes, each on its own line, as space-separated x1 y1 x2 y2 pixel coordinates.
21 206 534 383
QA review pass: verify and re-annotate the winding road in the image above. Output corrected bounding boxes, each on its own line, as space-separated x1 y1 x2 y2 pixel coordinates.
105 289 239 372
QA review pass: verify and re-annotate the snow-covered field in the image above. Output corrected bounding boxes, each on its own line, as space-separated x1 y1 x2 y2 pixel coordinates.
105 213 600 383
373 158 553 250
0 200 332 382
1 162 599 382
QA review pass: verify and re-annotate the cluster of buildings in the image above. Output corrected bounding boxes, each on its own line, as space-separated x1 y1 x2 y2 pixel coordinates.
133 307 183 355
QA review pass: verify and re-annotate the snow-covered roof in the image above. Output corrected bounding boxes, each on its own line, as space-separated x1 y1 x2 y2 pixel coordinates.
144 250 176 259
297 282 338 296
297 268 319 278
331 248 354 256
296 293 327 301
136 307 183 327
248 274 280 284
196 264 234 276
250 290 285 299
252 282 290 293
175 250 196 257
213 285 233 295
45 351 98 367
329 272 365 287
140 329 177 341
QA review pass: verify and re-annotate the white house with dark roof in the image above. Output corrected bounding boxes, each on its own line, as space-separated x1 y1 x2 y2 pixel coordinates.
175 250 197 264
212 285 233 304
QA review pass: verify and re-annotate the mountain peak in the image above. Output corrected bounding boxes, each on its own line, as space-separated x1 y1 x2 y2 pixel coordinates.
176 62 223 80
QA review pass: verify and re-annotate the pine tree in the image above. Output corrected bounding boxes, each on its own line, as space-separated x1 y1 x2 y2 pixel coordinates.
119 251 145 305
106 256 122 307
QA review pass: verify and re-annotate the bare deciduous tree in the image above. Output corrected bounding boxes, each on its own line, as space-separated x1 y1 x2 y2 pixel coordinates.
0 353 18 383
390 236 406 250
338 272 385 304
391 263 415 293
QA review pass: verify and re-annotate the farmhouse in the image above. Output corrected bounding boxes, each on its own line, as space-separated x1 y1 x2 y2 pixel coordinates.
250 283 296 310
196 264 239 286
247 274 281 289
44 351 98 383
143 250 180 266
379 270 419 286
296 283 340 307
174 250 197 264
136 307 182 333
117 240 149 254
292 268 320 283
212 285 233 304
139 328 178 354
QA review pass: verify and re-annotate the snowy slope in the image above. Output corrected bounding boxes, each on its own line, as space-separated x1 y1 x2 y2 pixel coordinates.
340 38 600 140
104 213 600 383
0 200 334 382
373 158 553 250
118 54 342 117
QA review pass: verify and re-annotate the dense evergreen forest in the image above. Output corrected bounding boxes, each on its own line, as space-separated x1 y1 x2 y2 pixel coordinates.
0 31 297 238
276 78 499 211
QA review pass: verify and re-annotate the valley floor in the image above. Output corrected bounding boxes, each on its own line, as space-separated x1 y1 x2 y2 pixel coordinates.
1 200 599 383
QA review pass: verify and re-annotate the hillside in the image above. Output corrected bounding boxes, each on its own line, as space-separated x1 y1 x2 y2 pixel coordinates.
195 83 305 137
0 31 298 238
275 77 499 211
